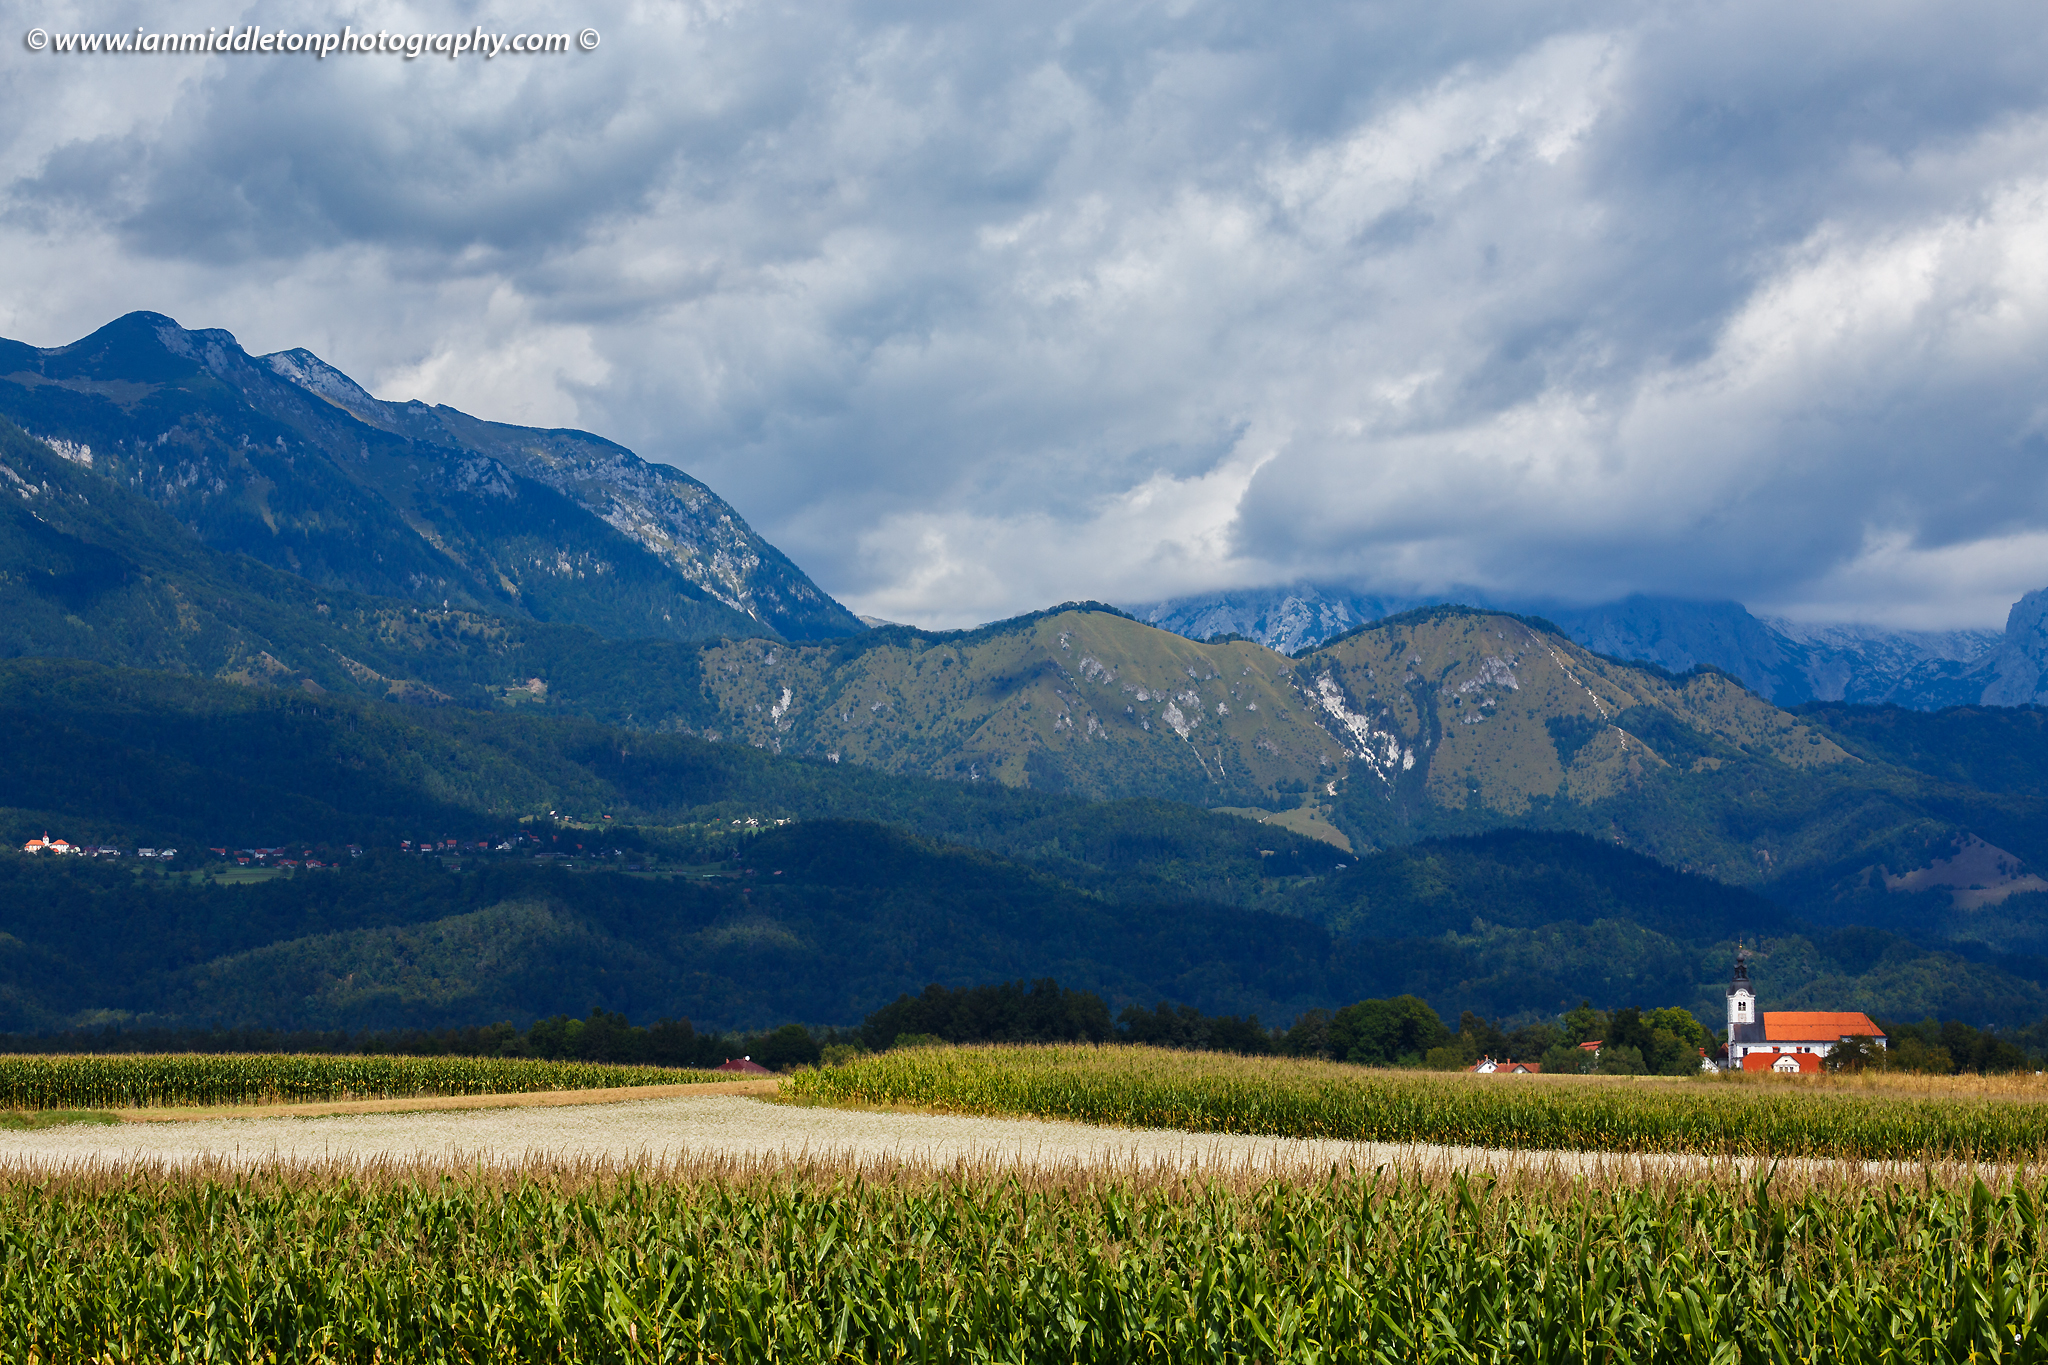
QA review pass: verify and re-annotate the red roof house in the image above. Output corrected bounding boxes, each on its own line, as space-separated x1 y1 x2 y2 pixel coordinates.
1762 1011 1882 1043
716 1057 773 1075
1742 1050 1822 1074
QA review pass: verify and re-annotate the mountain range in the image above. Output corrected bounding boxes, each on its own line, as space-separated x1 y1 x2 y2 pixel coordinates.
1129 584 2044 710
3 309 2047 1040
4 657 2043 1034
0 313 860 645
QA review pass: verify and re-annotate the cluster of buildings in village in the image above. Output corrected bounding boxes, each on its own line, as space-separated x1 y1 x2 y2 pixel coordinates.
21 834 177 859
206 845 363 868
1468 948 1885 1075
15 835 379 869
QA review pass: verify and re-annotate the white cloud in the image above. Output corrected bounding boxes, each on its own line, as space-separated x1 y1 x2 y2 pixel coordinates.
4 0 2048 627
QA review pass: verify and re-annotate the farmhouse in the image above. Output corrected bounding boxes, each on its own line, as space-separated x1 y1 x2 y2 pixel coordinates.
1723 948 1883 1070
1468 1057 1541 1073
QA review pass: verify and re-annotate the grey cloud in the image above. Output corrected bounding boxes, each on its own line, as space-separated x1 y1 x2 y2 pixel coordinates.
5 0 2048 628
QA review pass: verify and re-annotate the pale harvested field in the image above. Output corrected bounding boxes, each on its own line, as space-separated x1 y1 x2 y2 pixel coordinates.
0 1092 1973 1180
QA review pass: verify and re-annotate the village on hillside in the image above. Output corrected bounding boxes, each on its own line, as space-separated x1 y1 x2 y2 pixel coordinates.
21 834 177 860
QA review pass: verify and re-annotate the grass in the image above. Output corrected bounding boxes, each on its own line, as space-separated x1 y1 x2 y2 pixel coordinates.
0 1154 2036 1361
0 1108 119 1130
0 1052 727 1111
788 1044 2048 1161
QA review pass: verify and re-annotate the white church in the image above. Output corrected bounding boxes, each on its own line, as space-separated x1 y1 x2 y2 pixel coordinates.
1723 947 1885 1073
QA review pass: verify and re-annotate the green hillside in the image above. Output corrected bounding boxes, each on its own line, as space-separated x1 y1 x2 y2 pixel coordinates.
7 374 2042 934
4 349 2047 1039
0 657 1344 907
6 813 2035 1033
4 656 2037 1032
687 601 2046 915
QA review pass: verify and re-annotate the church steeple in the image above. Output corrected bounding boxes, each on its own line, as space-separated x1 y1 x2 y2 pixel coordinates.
1725 942 1760 1048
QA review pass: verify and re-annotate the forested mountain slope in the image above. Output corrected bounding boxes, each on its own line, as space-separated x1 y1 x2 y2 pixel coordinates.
3 658 2044 1033
689 602 2046 912
0 312 859 642
0 416 762 724
0 658 1342 906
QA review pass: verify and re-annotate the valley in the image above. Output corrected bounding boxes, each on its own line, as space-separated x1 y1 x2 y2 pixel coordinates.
1 315 2045 1048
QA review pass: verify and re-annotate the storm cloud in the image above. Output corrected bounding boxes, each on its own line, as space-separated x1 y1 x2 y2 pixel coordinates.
5 0 2046 629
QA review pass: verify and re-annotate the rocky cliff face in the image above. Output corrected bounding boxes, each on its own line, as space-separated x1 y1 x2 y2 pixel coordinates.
1130 585 1432 655
1979 589 2048 707
0 313 862 644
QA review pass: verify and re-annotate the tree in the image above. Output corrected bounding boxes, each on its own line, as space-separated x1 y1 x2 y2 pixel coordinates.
1539 1041 1594 1075
1824 1034 1881 1073
1327 995 1450 1067
1119 1003 1210 1050
1595 1043 1646 1076
1282 1009 1333 1059
1641 1007 1713 1075
1561 1000 1605 1047
754 1022 821 1071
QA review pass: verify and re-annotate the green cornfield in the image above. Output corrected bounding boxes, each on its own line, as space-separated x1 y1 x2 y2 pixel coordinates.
788 1044 2048 1161
0 1159 2040 1361
0 1053 717 1110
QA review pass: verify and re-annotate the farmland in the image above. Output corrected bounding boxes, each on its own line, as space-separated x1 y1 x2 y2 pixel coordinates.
788 1044 2048 1162
0 1047 2044 1358
0 1052 717 1110
0 1155 2038 1362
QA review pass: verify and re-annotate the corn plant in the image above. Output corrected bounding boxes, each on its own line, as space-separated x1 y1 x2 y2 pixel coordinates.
0 1052 716 1110
0 1159 2041 1361
789 1044 2048 1161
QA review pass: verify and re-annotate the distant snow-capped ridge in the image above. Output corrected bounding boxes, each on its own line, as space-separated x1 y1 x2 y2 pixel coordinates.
1128 584 2029 710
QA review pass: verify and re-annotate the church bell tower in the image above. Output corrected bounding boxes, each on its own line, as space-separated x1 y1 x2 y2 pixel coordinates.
1725 944 1761 1062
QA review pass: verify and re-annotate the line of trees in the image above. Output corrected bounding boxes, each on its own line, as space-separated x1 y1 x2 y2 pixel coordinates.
5 980 2044 1075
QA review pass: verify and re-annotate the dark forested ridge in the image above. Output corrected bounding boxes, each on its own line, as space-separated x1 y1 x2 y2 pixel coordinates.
3 808 2040 1033
0 822 1363 1032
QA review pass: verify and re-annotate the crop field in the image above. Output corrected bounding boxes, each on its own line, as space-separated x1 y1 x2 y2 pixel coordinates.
0 1053 718 1111
789 1045 2048 1162
0 1155 2037 1362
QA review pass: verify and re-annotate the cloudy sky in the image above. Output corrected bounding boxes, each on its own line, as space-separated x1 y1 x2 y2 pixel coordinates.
5 0 2047 629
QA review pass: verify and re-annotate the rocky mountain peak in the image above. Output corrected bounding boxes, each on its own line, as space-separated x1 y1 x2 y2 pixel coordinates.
1981 588 2048 707
0 311 865 645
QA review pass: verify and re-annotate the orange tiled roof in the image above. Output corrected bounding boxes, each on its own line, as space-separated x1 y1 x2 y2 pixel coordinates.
1742 1050 1822 1073
1763 1011 1882 1041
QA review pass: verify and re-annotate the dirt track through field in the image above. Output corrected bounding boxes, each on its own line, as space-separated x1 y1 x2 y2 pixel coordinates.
0 1093 1950 1179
